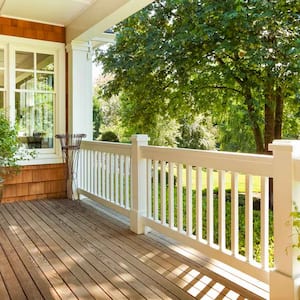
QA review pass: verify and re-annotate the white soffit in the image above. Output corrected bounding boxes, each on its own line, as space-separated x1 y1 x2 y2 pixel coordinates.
0 0 154 43
0 0 97 26
67 0 154 43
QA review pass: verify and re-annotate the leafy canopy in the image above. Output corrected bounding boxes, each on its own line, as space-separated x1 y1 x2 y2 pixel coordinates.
95 0 300 153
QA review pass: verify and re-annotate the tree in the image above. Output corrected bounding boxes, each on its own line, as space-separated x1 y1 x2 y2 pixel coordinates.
217 101 256 153
93 95 102 140
177 115 217 150
119 92 180 146
93 73 123 141
95 0 300 153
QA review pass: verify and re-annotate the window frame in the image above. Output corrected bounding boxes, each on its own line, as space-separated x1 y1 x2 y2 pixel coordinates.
0 35 65 164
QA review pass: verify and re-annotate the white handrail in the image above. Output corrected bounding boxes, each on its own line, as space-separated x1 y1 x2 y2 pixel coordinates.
77 136 300 298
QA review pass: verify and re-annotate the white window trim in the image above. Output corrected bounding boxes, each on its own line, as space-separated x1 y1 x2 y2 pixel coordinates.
0 35 66 165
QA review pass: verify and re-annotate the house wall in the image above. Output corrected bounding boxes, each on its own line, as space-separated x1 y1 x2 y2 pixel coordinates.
2 164 67 203
0 17 67 202
0 16 65 43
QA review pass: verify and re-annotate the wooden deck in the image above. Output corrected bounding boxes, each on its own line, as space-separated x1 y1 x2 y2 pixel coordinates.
0 199 268 300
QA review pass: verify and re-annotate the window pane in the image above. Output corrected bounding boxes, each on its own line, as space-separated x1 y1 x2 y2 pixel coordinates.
16 92 54 149
0 70 4 88
37 73 54 91
0 49 4 68
16 71 34 89
16 51 34 69
37 53 54 71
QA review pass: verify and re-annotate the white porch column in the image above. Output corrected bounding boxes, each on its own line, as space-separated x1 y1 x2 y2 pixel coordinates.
130 134 149 234
269 140 300 300
66 41 93 139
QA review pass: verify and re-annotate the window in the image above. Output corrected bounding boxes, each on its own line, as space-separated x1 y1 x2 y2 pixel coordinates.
0 36 65 163
0 49 4 109
15 51 55 149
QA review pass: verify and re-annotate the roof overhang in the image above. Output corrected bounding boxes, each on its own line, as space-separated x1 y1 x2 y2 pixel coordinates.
66 0 154 44
0 0 154 45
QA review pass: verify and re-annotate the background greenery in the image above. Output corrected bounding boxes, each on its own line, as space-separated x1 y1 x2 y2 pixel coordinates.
91 0 298 266
93 0 300 153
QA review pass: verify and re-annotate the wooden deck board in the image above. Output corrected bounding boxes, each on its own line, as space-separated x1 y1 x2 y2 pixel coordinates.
40 200 190 300
0 213 60 300
0 240 26 300
11 202 118 300
1 205 77 300
24 200 147 300
0 199 268 300
4 203 95 300
0 270 10 300
37 200 183 300
0 225 43 300
64 199 267 299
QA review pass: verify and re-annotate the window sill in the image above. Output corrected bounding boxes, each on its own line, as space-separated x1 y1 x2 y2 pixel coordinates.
19 153 63 166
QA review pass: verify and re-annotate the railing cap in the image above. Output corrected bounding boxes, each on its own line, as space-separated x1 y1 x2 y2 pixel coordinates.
269 140 300 154
131 134 149 143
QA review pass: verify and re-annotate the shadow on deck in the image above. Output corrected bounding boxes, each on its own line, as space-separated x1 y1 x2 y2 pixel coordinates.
0 199 269 299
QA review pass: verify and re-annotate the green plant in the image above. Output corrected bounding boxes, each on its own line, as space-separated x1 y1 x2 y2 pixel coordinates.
291 204 300 261
0 110 35 179
100 131 119 142
151 184 274 266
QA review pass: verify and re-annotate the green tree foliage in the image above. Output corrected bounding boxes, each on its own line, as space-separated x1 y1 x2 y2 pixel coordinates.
291 205 300 261
177 115 217 150
119 92 180 145
95 0 300 153
217 98 257 152
101 131 120 142
93 96 102 140
93 83 125 141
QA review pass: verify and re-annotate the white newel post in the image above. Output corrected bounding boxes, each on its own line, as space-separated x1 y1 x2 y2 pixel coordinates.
130 134 149 234
269 140 300 300
66 41 93 139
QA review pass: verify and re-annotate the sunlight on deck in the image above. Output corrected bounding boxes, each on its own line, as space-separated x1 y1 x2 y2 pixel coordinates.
0 199 268 299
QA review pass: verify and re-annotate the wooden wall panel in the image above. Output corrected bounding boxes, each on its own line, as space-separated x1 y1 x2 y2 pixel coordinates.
2 164 67 202
0 18 67 202
0 16 65 43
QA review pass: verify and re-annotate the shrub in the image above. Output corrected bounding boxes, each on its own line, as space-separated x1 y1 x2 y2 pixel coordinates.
101 131 120 142
291 205 300 261
0 110 35 179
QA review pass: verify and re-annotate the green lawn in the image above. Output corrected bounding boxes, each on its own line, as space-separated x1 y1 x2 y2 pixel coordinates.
174 168 262 193
151 167 273 266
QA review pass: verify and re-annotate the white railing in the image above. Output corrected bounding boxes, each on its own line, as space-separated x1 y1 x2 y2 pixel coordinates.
78 135 300 300
140 146 273 283
78 140 132 217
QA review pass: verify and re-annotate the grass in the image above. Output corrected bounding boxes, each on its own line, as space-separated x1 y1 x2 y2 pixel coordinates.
175 168 261 193
150 180 274 267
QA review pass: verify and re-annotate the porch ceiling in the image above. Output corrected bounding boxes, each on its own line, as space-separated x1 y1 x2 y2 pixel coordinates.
0 0 154 44
0 0 96 26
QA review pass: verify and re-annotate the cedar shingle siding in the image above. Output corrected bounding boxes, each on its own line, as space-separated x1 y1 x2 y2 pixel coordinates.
0 16 65 43
0 16 67 202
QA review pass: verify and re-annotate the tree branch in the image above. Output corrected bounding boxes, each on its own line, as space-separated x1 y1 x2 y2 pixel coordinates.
200 85 243 94
215 56 245 86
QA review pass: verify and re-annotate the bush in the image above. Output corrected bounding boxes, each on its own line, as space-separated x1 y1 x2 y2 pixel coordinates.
291 205 300 261
0 110 35 179
101 131 119 142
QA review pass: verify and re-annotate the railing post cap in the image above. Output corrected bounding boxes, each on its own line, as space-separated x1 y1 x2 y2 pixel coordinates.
269 140 300 153
131 134 149 142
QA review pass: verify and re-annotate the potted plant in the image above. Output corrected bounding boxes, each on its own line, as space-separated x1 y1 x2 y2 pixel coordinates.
0 110 35 201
